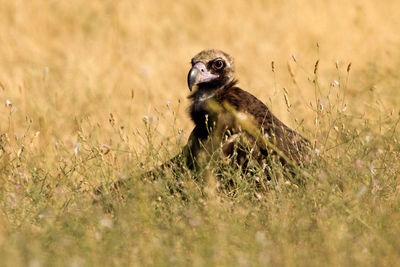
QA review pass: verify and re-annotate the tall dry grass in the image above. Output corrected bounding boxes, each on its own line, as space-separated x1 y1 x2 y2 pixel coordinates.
0 0 400 266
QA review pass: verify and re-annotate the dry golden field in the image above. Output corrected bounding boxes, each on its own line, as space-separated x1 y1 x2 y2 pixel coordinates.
1 0 400 266
1 0 400 147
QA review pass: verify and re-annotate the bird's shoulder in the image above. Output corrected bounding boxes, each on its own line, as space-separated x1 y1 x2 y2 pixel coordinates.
216 86 275 125
217 86 265 108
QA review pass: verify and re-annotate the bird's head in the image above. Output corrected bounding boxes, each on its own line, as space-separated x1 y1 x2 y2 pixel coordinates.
187 49 235 91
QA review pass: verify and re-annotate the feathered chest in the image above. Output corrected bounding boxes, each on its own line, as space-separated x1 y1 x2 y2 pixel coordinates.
189 92 218 126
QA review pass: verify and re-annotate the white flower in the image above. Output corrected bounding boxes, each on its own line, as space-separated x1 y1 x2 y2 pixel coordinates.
369 165 375 175
100 217 113 229
143 115 155 124
74 143 81 155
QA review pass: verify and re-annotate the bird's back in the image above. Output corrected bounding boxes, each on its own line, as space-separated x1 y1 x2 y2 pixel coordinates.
216 86 310 163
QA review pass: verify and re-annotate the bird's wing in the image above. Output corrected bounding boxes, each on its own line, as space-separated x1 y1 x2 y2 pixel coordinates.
216 86 310 162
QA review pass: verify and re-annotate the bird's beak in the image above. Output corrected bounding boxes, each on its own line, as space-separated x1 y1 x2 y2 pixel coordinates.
187 62 219 91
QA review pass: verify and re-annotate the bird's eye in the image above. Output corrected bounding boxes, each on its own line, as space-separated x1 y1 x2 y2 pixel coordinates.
213 59 224 70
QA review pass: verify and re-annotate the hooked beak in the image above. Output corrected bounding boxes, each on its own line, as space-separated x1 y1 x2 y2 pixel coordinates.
187 62 219 91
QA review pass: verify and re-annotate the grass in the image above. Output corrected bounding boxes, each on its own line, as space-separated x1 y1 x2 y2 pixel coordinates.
1 0 400 266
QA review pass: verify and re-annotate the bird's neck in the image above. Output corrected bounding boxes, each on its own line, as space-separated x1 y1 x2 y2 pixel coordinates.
188 79 238 133
188 79 238 101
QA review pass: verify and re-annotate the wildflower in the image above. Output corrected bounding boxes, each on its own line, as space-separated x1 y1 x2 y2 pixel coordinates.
369 164 375 175
333 80 339 86
99 216 113 229
365 135 371 143
143 115 155 124
317 98 329 111
166 100 171 107
5 99 11 106
315 148 320 156
74 143 81 155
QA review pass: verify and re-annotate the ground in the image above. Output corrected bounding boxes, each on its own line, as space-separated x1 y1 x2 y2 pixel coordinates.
0 0 400 266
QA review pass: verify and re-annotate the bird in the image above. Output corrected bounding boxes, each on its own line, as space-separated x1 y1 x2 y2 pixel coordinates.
163 49 310 173
95 49 310 196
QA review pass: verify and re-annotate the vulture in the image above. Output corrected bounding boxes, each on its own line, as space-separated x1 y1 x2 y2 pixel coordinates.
95 49 310 195
163 49 310 173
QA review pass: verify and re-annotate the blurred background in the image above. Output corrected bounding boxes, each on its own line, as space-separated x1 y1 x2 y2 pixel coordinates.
1 0 399 154
2 2 400 265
